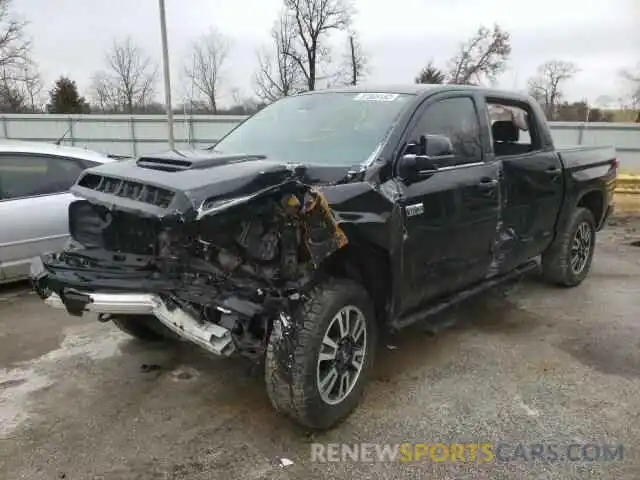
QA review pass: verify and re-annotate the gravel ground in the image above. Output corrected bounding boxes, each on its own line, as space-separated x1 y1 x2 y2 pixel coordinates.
1 218 639 479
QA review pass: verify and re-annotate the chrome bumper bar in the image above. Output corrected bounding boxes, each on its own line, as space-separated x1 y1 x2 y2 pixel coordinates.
45 292 156 315
44 291 235 356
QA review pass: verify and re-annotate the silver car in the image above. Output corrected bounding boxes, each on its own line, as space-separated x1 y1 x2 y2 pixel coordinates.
0 140 113 284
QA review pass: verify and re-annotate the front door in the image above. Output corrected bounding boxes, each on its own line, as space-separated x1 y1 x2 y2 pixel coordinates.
392 94 501 317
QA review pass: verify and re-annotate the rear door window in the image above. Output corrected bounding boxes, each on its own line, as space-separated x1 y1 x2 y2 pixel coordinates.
0 154 85 200
485 100 542 156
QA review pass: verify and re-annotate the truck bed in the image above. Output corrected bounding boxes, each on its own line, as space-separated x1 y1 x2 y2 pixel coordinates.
556 144 617 231
556 145 616 171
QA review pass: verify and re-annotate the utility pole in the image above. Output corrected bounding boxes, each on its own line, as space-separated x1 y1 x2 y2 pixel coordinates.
158 0 175 150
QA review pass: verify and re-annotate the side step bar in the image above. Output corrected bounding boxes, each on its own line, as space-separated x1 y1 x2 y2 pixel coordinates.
390 260 539 331
44 291 235 356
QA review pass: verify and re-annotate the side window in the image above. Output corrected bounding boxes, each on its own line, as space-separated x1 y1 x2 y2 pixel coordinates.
486 101 540 156
408 96 482 165
0 154 85 200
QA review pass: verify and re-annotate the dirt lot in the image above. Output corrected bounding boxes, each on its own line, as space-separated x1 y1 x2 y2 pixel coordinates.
1 217 640 479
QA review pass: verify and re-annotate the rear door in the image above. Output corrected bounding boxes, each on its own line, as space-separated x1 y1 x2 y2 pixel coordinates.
0 153 88 281
393 93 501 316
480 97 563 271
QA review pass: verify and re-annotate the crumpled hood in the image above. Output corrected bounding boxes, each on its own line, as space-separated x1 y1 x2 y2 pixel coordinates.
71 149 355 220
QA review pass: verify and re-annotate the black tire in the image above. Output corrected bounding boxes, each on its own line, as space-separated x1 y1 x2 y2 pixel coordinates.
541 207 596 287
265 277 377 430
111 315 176 342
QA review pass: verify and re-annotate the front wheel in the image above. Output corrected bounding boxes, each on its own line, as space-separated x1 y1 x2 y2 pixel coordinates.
264 277 377 430
541 207 596 287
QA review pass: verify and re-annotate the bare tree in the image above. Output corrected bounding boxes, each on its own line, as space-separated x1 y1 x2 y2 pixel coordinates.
527 60 579 120
254 14 304 102
0 64 42 113
415 61 446 84
0 0 30 71
0 0 37 112
282 0 353 91
91 37 158 113
21 66 42 111
448 24 511 85
0 67 23 112
341 32 368 86
619 62 640 108
184 28 230 113
90 71 118 112
326 30 368 87
230 86 242 106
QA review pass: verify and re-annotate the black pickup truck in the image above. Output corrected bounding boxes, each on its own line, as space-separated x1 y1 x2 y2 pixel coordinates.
31 84 617 430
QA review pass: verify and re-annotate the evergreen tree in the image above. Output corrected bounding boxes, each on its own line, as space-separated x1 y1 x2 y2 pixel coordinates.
47 76 89 113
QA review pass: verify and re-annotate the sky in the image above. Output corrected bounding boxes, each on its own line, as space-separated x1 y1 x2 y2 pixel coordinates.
16 0 640 108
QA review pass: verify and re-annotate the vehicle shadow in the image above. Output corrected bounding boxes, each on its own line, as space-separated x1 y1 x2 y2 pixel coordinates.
372 274 542 384
112 274 545 438
0 279 33 302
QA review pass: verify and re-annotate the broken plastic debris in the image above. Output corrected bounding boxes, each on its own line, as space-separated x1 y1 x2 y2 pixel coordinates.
279 458 294 467
170 366 200 381
140 363 162 373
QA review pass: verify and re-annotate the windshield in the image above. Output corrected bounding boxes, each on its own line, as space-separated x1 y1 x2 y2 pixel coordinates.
213 92 413 166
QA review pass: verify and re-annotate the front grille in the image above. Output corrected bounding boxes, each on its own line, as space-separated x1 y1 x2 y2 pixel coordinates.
103 213 160 255
69 200 161 256
78 174 175 208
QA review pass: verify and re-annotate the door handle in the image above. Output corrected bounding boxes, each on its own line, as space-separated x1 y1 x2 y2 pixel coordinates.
545 165 560 174
477 178 498 189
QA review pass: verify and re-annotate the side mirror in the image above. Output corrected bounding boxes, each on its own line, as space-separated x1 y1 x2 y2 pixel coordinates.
403 134 454 158
397 154 438 182
398 134 453 182
423 134 454 157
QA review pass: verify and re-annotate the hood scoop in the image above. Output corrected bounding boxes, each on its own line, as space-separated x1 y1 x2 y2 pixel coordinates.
136 156 193 172
135 151 267 172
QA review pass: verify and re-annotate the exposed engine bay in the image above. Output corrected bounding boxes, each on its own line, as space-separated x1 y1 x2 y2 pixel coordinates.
51 184 348 359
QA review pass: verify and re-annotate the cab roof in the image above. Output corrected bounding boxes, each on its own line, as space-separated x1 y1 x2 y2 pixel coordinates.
296 83 535 104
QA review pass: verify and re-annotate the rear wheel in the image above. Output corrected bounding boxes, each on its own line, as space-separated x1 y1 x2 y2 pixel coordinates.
541 207 596 287
111 315 176 342
265 277 377 430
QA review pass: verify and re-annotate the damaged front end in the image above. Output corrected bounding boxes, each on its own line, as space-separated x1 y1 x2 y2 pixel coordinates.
31 162 348 360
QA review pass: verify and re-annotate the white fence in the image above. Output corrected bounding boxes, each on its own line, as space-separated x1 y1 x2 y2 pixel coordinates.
1 114 639 171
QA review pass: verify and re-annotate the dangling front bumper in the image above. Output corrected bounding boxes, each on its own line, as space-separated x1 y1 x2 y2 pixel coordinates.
30 255 236 357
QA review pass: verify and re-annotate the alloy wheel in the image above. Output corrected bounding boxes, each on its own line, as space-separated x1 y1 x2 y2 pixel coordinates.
316 305 367 405
570 221 592 275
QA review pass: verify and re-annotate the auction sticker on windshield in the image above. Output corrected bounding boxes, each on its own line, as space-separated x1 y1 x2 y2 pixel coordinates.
354 93 400 102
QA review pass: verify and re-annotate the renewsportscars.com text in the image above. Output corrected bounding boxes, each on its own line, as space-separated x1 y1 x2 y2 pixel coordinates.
310 442 624 463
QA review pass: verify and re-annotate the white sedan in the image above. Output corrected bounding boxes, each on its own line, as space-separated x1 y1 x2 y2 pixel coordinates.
0 140 114 284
